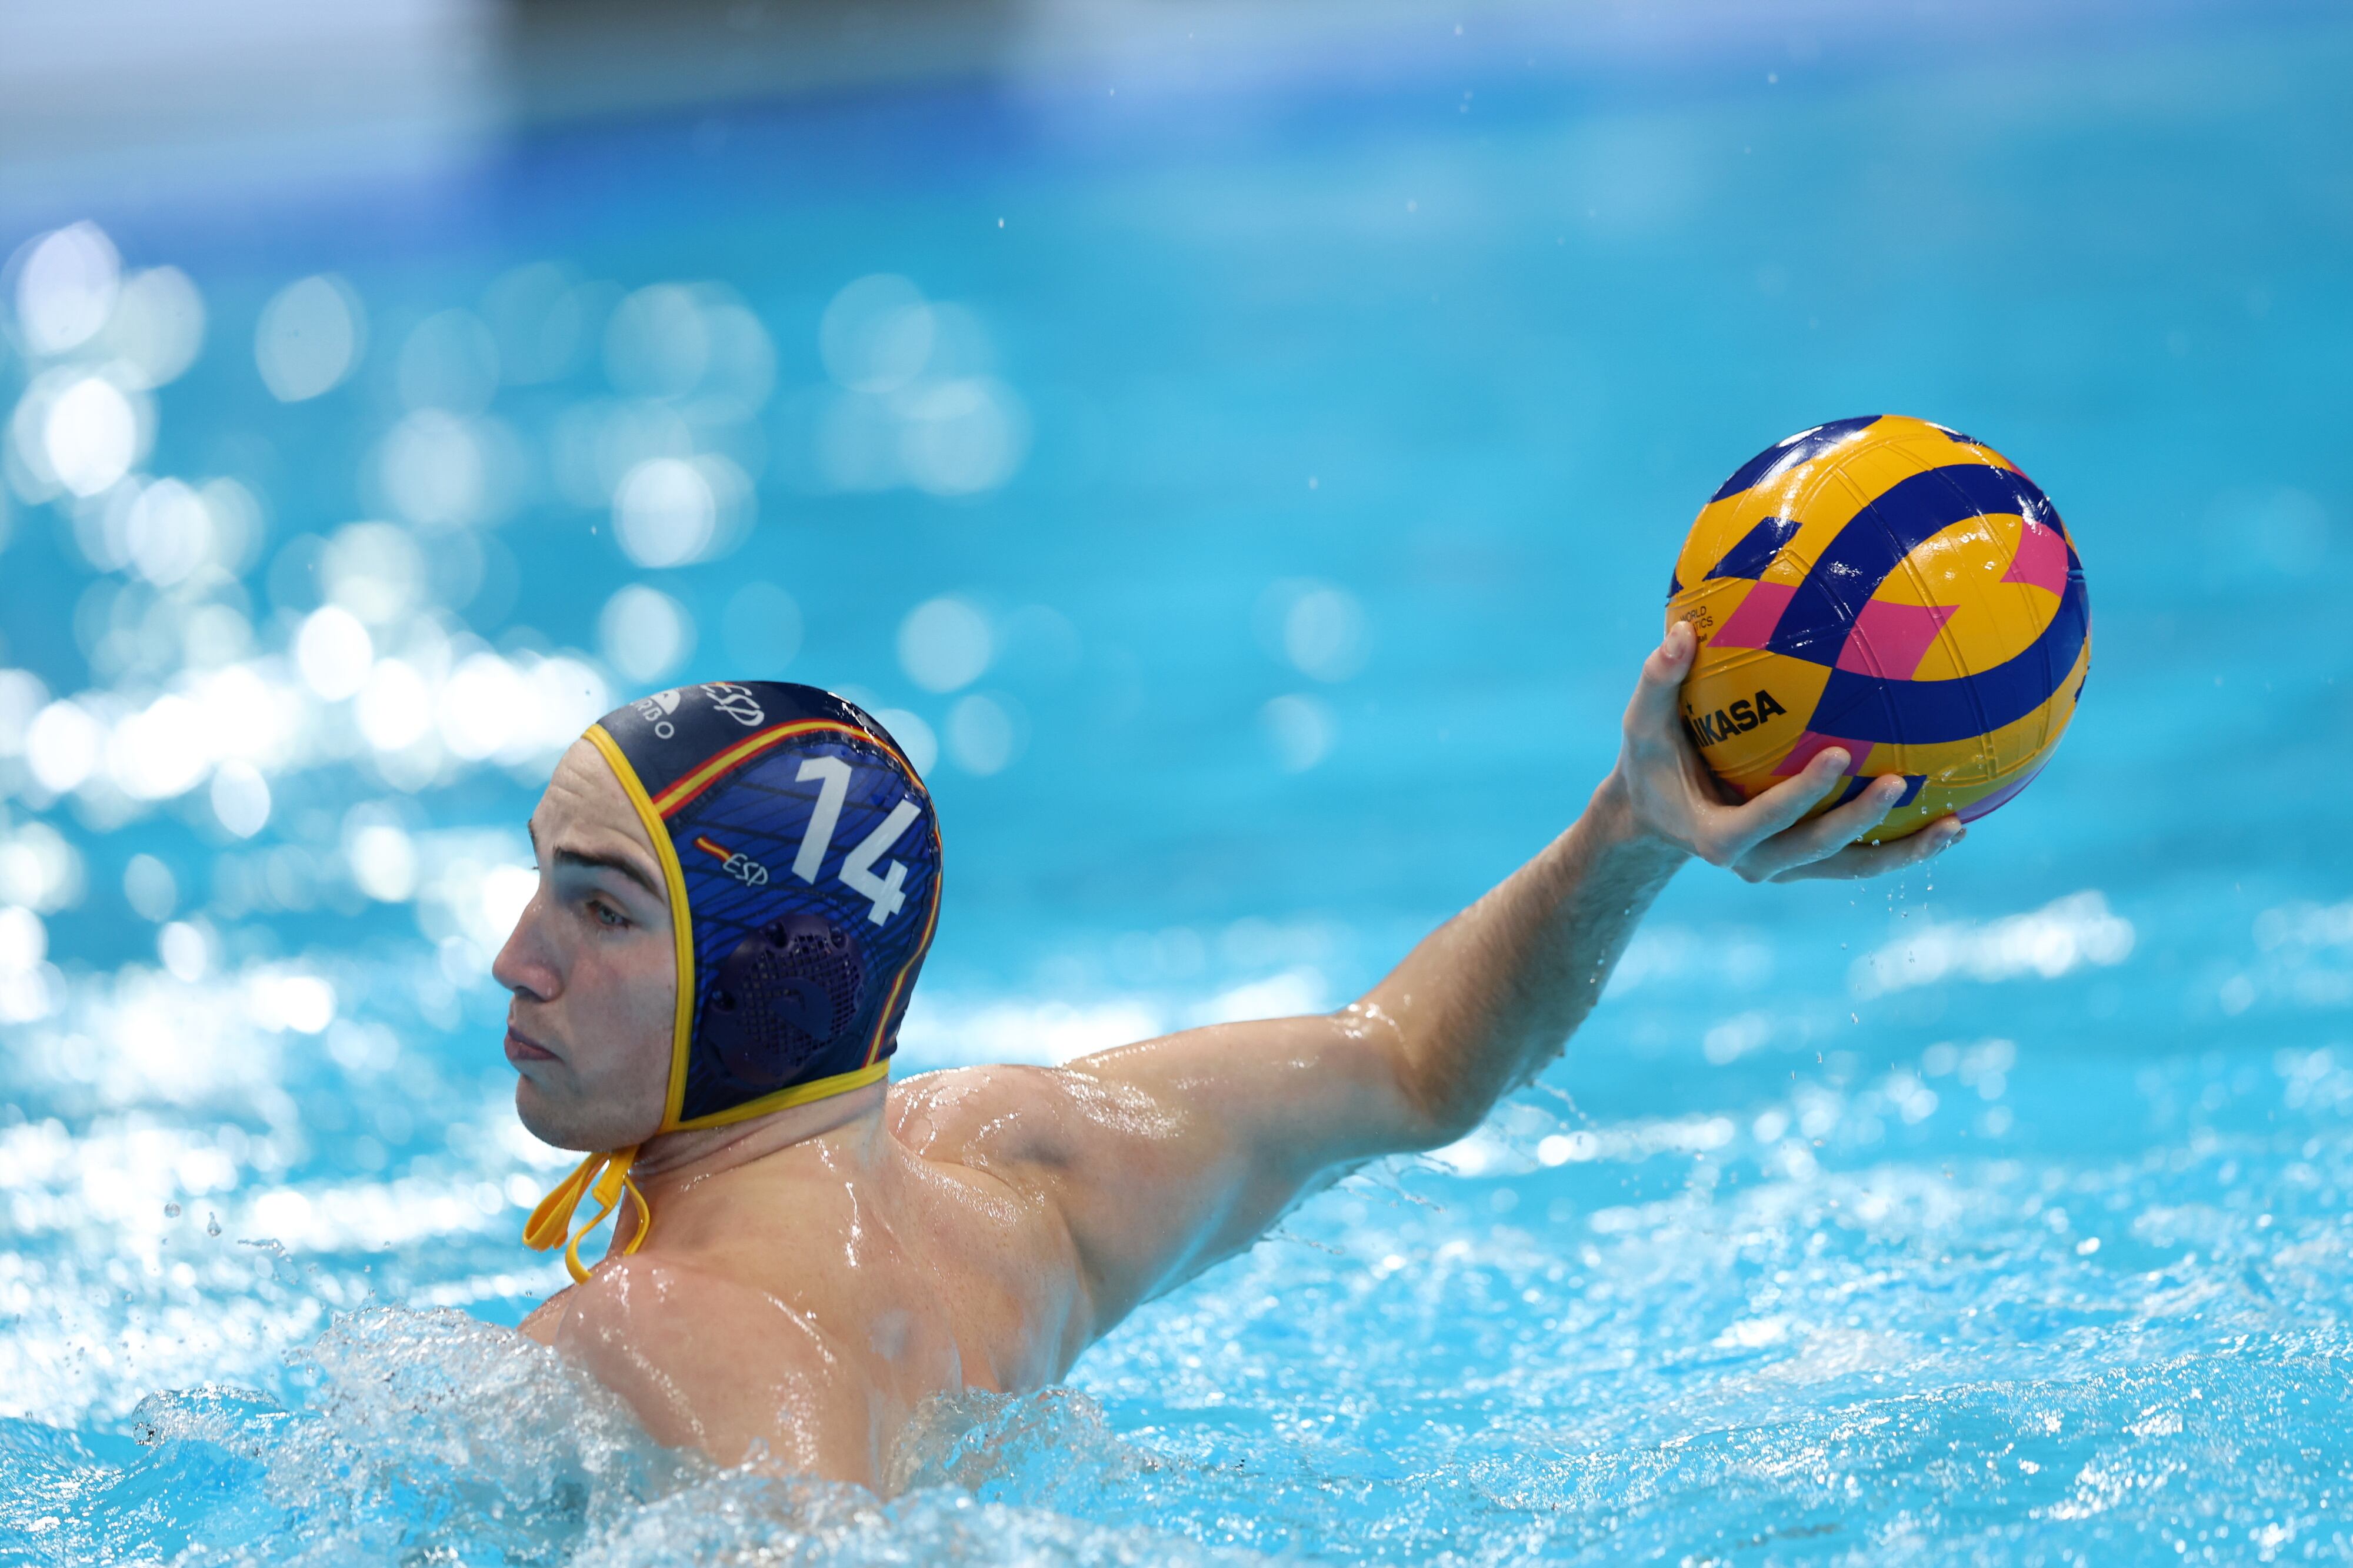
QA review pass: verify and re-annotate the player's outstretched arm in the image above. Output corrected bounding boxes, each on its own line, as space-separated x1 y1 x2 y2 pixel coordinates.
909 622 1963 1366
1353 617 1962 1145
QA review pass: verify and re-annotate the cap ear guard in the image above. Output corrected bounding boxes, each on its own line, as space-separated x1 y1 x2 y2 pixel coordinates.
702 916 866 1090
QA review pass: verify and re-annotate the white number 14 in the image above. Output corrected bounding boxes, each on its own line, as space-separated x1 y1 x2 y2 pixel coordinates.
792 757 922 926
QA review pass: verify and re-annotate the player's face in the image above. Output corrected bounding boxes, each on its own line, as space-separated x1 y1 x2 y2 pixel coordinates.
492 739 676 1151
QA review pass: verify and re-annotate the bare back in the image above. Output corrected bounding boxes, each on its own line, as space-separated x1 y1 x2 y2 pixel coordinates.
518 1069 1114 1489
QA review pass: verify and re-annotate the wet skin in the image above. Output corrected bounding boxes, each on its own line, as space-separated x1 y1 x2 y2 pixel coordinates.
498 622 1961 1490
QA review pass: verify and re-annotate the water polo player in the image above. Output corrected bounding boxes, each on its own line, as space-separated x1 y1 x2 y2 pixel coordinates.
496 652 1959 1487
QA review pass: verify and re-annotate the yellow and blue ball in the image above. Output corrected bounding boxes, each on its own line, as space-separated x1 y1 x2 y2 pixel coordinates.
1667 415 2090 842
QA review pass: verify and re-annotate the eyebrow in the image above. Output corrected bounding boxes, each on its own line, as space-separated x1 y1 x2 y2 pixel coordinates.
529 820 665 902
556 848 665 900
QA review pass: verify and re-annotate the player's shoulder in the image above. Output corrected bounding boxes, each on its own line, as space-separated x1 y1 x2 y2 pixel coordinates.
542 1252 788 1352
551 1253 854 1393
887 1059 1165 1179
547 1252 874 1472
886 1062 1066 1166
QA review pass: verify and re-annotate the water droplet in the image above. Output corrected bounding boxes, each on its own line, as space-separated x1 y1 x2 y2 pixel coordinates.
206 1212 222 1237
164 1202 181 1218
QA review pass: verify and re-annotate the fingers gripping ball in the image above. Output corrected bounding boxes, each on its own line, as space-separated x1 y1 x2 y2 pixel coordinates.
1666 416 2091 842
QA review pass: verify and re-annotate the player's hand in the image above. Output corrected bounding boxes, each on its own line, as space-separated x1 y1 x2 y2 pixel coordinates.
1607 620 1964 883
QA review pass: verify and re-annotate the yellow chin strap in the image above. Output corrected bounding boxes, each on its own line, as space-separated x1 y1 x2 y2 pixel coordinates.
524 1146 649 1284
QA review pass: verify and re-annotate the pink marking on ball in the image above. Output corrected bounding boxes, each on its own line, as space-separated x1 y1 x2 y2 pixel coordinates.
1834 600 1959 679
1708 579 1796 650
2002 516 2070 597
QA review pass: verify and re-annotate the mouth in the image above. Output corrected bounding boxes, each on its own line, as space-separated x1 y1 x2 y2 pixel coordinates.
504 1023 559 1065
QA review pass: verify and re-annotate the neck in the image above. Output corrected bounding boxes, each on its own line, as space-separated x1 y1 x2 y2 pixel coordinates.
628 1080 891 1198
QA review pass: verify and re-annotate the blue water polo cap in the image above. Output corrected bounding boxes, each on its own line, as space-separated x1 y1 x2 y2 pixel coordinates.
585 680 943 1129
527 680 943 1280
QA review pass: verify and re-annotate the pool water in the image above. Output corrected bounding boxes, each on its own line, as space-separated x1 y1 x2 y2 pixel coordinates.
4 4 2351 1562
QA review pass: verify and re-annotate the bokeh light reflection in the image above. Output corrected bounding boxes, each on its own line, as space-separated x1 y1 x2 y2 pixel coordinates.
898 596 993 693
254 275 365 402
26 701 104 794
295 606 374 700
945 692 1023 776
209 761 272 840
98 265 206 389
811 275 1028 498
40 373 144 496
613 453 744 567
598 584 694 684
12 222 120 356
377 411 501 530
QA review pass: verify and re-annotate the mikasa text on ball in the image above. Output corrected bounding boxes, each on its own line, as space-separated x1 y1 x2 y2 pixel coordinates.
1666 415 2090 842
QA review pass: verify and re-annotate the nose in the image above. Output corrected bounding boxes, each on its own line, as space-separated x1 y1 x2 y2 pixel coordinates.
491 887 558 1003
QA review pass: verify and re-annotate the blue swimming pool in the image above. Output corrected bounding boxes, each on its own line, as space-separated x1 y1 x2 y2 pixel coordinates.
3 4 2350 1560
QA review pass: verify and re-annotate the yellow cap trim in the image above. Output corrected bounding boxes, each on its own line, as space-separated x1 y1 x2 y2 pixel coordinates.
583 723 696 1132
661 1058 891 1132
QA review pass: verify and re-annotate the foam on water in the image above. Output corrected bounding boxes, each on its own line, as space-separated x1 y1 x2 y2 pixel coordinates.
1 1306 1261 1566
8 932 2353 1565
9 879 2353 1563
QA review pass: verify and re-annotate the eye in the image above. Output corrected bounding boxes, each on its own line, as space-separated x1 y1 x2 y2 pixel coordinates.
589 898 630 930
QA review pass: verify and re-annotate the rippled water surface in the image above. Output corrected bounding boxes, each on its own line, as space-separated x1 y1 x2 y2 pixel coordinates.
4 5 2352 1563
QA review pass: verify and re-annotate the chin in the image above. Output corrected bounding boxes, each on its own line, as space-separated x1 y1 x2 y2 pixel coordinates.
514 1077 661 1152
513 1080 594 1152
